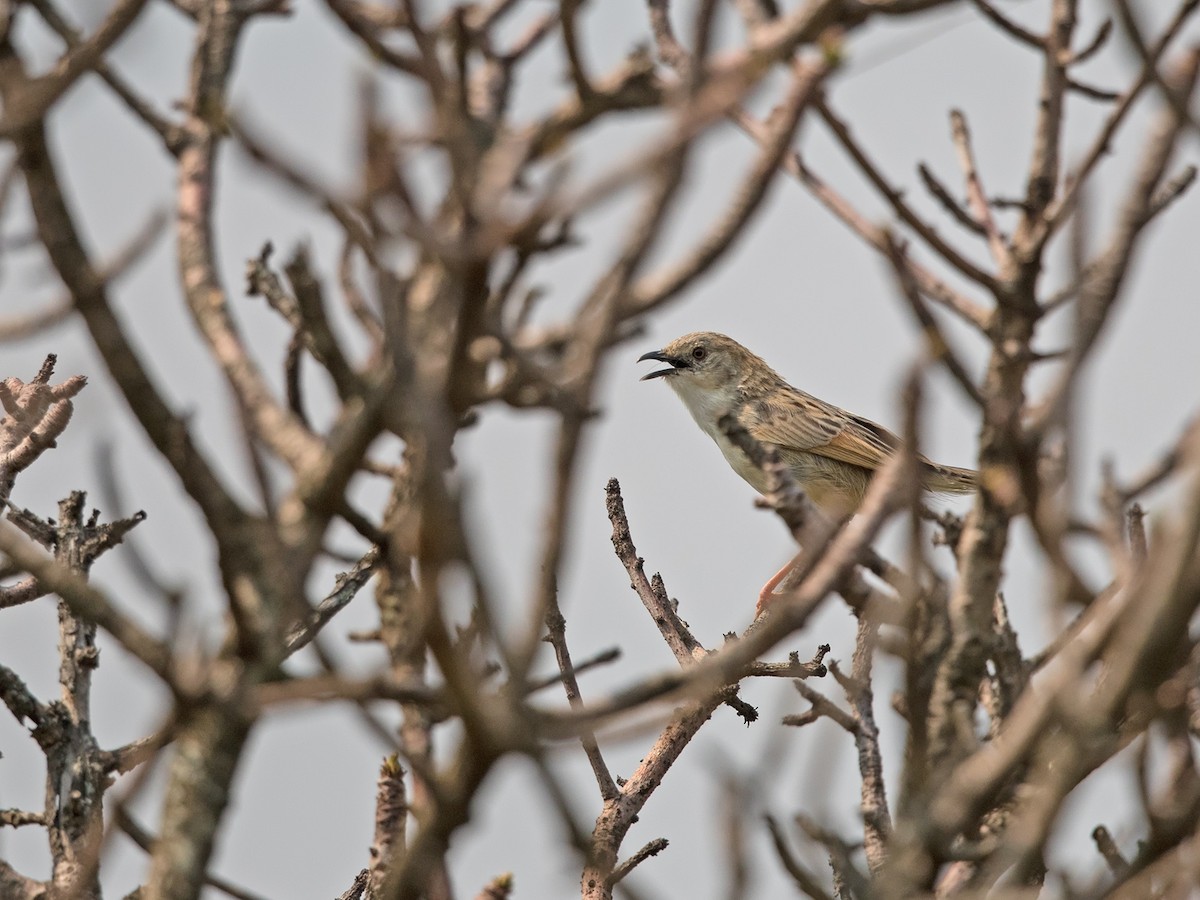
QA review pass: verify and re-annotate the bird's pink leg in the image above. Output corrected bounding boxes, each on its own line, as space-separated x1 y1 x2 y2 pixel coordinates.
756 551 804 617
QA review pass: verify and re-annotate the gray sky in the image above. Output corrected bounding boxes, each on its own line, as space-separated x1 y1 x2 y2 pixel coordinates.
2 1 1199 897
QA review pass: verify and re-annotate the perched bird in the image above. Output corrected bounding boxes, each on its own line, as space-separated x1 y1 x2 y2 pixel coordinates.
639 331 976 609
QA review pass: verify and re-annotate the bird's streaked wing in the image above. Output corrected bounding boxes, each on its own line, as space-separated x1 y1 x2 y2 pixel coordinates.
743 392 901 472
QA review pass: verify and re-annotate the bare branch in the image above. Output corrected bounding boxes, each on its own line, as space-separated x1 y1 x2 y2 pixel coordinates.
0 0 151 139
608 837 670 887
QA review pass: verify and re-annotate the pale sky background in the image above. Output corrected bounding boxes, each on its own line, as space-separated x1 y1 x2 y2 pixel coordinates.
2 1 1199 898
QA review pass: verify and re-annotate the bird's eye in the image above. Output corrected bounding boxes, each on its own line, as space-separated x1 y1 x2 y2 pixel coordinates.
691 346 706 361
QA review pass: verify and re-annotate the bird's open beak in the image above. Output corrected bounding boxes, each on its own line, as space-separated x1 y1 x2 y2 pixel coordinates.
638 350 687 381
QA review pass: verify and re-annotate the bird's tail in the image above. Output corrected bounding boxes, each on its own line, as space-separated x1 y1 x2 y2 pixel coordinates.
924 463 978 495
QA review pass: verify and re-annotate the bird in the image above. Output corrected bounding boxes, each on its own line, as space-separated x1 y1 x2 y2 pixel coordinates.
638 331 976 612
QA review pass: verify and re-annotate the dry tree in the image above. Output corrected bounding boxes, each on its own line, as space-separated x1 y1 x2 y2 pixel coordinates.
0 1 1198 899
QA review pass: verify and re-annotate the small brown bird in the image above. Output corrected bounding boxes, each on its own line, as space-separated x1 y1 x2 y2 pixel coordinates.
639 331 976 609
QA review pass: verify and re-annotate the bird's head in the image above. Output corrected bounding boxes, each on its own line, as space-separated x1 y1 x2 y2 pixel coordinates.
639 331 745 385
639 332 768 414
